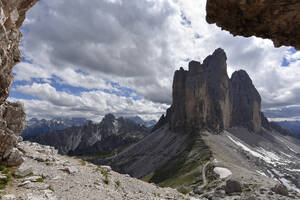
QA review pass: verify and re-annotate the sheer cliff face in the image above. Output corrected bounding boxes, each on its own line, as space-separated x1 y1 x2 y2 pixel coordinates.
167 49 231 133
166 48 262 133
0 0 38 166
206 0 300 50
231 70 262 133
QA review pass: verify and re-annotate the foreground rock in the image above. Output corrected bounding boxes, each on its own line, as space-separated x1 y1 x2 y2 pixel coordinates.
225 179 242 194
206 0 300 49
0 102 26 166
0 0 38 166
2 141 194 200
271 184 289 196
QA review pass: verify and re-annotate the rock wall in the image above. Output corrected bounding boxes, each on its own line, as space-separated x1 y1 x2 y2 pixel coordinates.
230 70 262 132
166 48 264 133
0 0 38 166
206 0 300 50
167 48 231 133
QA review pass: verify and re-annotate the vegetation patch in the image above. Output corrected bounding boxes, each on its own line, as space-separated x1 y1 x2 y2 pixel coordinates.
146 131 212 194
79 160 86 166
0 165 13 190
47 185 55 192
36 177 44 183
115 180 120 188
100 168 109 185
141 172 154 182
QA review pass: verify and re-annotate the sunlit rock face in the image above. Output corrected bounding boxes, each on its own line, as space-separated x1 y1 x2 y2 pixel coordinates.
0 0 38 166
206 0 300 50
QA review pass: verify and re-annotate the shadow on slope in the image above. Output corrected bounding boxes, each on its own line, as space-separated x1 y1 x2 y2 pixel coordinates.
97 125 213 194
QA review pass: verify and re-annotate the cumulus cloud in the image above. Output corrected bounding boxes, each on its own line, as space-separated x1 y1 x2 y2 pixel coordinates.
11 0 300 121
12 83 168 121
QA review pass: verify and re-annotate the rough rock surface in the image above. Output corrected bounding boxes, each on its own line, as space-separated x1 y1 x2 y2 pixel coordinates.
166 48 264 133
167 49 231 133
1 141 194 200
271 184 289 196
230 70 262 132
0 0 38 166
225 179 242 194
206 0 300 49
0 101 26 166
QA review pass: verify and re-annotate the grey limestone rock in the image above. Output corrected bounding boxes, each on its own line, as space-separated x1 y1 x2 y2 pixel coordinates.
0 0 38 166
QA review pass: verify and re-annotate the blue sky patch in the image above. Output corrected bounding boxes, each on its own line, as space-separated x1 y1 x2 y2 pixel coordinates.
281 47 299 67
10 89 40 100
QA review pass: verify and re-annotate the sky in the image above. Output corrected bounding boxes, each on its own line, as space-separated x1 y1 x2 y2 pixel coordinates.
9 0 300 122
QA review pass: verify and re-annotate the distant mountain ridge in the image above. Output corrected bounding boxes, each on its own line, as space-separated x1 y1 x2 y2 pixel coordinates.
126 116 156 130
273 121 300 139
22 117 91 139
26 114 149 155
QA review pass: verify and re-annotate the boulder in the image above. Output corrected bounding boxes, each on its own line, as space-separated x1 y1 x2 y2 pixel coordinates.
60 166 78 174
271 184 288 196
225 179 242 194
15 164 33 177
5 147 24 166
100 165 112 172
193 186 203 195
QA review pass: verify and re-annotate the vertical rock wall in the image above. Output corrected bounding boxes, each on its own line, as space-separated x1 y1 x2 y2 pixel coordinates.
230 70 262 132
0 0 38 166
166 48 263 133
167 48 232 133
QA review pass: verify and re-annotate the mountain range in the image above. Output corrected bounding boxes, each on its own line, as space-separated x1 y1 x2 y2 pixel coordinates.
93 48 300 195
274 121 300 139
125 116 156 130
19 48 300 198
21 117 91 139
26 114 149 156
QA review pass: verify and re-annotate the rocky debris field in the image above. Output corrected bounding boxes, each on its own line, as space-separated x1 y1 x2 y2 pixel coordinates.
0 141 193 200
1 140 299 200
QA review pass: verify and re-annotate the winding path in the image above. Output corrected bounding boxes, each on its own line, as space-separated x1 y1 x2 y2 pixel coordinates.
199 161 210 189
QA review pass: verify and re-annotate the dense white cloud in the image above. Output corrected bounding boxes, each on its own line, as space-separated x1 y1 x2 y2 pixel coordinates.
11 0 300 120
11 83 168 121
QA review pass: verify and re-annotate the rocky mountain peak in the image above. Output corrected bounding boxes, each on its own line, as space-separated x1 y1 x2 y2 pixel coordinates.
231 70 262 132
103 113 116 122
212 47 227 60
231 70 255 86
167 48 231 133
163 48 266 133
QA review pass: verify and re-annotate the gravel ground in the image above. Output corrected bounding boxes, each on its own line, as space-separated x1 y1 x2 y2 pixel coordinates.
1 142 198 200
